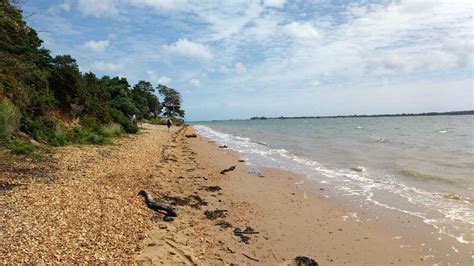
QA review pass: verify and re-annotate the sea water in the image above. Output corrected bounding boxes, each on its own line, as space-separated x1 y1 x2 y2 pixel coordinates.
192 115 474 244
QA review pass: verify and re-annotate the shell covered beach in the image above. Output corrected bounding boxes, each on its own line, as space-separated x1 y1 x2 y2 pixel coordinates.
1 124 472 264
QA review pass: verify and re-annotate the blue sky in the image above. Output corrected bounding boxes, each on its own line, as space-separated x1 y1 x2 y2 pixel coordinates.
21 0 473 121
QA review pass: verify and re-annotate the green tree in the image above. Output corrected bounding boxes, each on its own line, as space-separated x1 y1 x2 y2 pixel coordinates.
49 55 83 111
157 84 184 118
131 80 161 118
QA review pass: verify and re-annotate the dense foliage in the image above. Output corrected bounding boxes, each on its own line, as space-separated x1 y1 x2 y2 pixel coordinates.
0 0 184 150
158 85 185 118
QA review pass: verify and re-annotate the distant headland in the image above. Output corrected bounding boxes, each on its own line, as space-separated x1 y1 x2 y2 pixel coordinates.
250 110 474 120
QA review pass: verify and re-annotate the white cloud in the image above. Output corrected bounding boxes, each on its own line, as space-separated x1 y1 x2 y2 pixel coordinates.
263 0 286 8
158 76 172 85
84 40 110 52
283 22 320 39
59 0 71 11
91 61 122 72
189 79 201 87
234 63 247 75
77 0 118 17
127 0 187 11
163 39 213 60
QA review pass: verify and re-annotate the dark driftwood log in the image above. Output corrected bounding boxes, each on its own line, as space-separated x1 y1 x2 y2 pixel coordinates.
220 166 236 175
234 227 259 235
138 190 178 217
185 134 197 138
218 145 228 148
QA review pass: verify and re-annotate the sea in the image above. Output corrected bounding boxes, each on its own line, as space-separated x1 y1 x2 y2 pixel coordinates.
192 115 474 245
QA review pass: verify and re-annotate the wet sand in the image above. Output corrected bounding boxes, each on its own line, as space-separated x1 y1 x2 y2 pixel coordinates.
1 124 472 264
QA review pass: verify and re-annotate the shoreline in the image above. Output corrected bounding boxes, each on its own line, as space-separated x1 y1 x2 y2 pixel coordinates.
1 124 471 264
185 126 472 264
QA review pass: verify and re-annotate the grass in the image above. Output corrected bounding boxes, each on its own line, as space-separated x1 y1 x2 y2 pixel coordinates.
0 99 21 142
6 140 42 158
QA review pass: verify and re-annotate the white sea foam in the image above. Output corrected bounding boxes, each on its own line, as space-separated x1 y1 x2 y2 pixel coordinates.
194 125 474 244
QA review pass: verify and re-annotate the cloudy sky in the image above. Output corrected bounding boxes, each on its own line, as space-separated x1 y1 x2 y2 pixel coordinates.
22 0 473 121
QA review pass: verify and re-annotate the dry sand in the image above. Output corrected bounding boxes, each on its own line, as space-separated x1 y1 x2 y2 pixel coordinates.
1 124 472 264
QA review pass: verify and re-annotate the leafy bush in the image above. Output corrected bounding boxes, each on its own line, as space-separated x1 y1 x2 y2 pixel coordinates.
100 123 123 138
19 116 70 146
148 117 168 125
66 126 106 145
110 108 138 133
0 99 21 142
80 115 101 131
7 140 37 155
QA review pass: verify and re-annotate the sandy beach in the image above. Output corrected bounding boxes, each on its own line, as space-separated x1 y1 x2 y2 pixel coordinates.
1 124 472 264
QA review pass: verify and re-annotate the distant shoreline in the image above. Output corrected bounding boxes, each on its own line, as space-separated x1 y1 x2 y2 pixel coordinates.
250 110 474 120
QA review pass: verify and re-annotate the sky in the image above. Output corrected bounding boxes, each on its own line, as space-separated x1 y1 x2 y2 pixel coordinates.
21 0 473 121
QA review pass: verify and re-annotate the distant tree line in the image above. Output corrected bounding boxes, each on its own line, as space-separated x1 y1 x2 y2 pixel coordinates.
0 0 184 149
250 110 474 120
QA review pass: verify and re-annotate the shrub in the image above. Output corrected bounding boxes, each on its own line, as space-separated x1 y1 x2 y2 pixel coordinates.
50 123 68 146
20 116 66 145
100 123 123 138
0 99 21 142
67 126 109 145
110 108 138 134
80 115 101 131
7 140 37 155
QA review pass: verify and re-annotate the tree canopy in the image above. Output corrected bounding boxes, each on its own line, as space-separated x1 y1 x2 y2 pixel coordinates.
0 1 185 146
158 85 185 118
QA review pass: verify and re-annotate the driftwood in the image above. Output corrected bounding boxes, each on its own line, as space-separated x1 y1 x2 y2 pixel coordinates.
242 253 259 262
138 190 178 217
185 134 197 138
218 145 228 148
220 166 235 175
234 227 259 235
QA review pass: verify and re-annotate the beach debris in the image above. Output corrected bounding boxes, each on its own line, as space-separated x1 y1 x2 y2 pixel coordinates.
204 185 222 192
188 195 208 208
218 145 228 148
163 194 208 209
234 227 259 235
163 195 190 206
291 256 319 266
248 170 264 177
238 159 245 162
185 134 197 138
204 209 227 220
242 253 259 262
138 190 178 217
220 166 236 175
215 220 232 229
239 235 251 244
234 227 258 244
